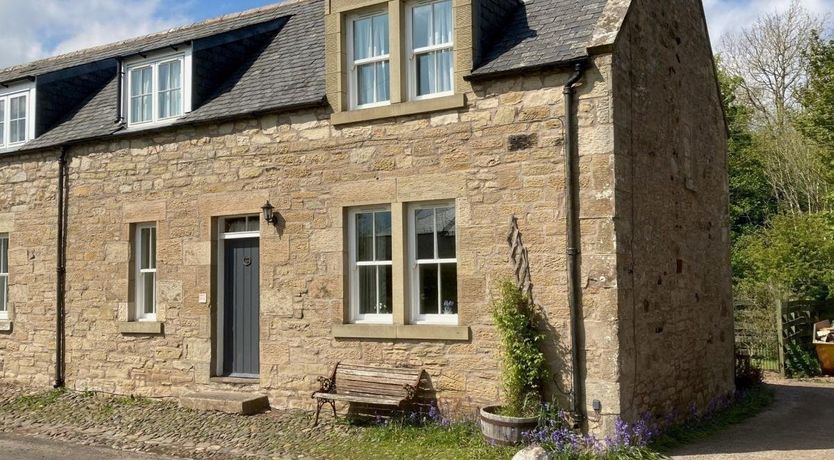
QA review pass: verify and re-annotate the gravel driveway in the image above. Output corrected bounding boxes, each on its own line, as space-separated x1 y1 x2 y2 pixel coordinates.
672 379 834 460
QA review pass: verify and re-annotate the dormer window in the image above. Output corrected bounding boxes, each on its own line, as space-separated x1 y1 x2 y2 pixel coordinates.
408 0 453 99
123 49 191 127
327 0 466 124
0 84 35 149
348 10 390 109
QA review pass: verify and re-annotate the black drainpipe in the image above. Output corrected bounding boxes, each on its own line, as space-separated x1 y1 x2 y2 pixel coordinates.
115 59 125 125
54 146 68 388
563 61 586 428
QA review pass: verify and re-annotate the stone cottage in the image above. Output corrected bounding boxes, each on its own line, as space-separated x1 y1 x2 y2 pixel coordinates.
0 0 733 433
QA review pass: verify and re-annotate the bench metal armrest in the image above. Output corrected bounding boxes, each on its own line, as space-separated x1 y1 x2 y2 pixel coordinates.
403 383 417 400
311 376 336 399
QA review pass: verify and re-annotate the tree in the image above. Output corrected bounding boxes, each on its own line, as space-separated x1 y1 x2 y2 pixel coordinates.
798 31 834 199
754 124 831 214
719 0 824 127
739 212 834 301
717 60 777 241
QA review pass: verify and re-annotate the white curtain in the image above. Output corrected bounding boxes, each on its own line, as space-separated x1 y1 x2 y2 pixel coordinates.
130 67 152 122
158 60 182 119
433 0 452 45
9 95 26 143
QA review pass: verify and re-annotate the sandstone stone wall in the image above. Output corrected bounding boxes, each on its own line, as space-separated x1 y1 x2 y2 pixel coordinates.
0 58 620 424
612 0 734 421
0 152 60 387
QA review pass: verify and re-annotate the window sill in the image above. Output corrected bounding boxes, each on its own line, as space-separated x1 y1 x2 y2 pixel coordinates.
0 320 12 332
210 376 260 385
331 93 466 126
119 321 163 335
332 324 470 341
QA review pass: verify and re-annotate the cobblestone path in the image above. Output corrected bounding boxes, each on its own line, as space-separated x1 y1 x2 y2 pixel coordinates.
0 384 358 459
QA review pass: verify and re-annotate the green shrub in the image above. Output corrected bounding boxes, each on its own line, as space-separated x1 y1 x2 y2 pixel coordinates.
784 342 821 378
739 212 834 301
491 281 548 417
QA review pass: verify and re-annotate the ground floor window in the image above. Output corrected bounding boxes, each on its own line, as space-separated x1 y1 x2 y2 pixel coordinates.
409 203 457 324
135 224 156 321
348 207 393 323
344 201 459 326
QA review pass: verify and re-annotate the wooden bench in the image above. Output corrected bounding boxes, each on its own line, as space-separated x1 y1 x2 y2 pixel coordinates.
311 362 422 426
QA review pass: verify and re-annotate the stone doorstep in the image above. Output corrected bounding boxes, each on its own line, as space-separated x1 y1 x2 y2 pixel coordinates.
179 391 270 415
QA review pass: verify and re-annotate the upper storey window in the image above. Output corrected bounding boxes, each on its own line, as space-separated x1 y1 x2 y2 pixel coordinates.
349 10 390 109
0 84 35 149
123 49 191 127
326 0 465 123
408 0 453 99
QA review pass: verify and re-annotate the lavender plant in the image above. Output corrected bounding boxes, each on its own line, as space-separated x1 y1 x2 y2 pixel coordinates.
523 408 661 459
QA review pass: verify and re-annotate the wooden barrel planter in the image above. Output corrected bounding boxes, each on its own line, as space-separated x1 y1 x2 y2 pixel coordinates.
479 406 538 445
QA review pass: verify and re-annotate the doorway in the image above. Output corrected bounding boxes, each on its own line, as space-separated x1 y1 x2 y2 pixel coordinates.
217 215 260 378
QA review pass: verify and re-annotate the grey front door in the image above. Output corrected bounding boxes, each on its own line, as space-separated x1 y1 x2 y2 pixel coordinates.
223 237 260 377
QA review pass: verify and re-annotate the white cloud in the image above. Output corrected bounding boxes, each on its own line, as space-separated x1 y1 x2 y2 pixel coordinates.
0 0 188 69
2 0 833 71
704 0 834 47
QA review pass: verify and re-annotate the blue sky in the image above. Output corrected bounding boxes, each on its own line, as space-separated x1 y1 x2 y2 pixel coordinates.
0 0 831 69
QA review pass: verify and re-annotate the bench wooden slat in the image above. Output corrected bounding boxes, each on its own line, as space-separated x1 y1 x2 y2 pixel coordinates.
337 381 412 395
337 368 420 380
339 364 421 376
337 374 416 387
338 378 408 390
337 386 410 398
313 392 402 406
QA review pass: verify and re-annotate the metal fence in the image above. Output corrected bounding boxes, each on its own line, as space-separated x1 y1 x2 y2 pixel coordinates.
735 300 781 373
735 299 834 375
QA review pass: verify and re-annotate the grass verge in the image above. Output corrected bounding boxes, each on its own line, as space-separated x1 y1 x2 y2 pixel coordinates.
314 420 516 460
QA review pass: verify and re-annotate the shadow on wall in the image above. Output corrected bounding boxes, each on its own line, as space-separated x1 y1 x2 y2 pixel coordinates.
507 215 575 415
536 306 574 413
476 2 536 70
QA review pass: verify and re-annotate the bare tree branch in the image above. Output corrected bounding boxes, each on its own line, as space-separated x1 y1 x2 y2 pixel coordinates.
719 0 825 128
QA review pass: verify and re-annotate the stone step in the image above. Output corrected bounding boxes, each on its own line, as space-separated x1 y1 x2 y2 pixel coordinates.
179 391 270 415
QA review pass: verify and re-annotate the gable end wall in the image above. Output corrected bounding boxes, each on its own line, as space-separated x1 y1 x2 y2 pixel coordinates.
612 0 734 420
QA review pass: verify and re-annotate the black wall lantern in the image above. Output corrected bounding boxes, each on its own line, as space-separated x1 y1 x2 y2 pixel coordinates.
261 201 277 225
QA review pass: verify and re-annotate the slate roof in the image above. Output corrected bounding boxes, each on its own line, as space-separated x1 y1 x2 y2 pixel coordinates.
0 0 612 154
472 0 609 76
23 0 324 151
0 1 309 84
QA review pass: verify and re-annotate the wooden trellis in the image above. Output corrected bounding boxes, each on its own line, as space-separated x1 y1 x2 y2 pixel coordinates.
507 216 533 301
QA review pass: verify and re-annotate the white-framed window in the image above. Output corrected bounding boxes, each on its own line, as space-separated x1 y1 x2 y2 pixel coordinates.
348 10 390 109
348 207 393 323
409 202 457 324
0 234 8 320
0 84 36 149
407 0 454 100
134 224 157 321
123 49 191 127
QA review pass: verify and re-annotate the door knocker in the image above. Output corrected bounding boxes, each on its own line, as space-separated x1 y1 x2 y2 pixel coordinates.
243 256 252 266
